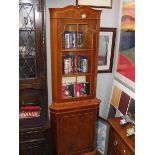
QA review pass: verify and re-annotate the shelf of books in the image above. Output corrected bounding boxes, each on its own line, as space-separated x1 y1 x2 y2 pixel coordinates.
61 23 94 100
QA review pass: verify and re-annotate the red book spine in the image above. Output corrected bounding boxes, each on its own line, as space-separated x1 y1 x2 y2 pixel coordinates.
74 55 77 73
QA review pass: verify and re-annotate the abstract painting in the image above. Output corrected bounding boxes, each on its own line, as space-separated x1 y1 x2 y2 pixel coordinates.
116 0 135 84
107 80 135 119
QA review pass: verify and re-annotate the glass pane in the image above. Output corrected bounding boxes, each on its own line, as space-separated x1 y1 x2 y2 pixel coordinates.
78 24 92 49
61 24 92 99
62 53 90 75
61 76 90 99
63 24 77 49
19 2 37 79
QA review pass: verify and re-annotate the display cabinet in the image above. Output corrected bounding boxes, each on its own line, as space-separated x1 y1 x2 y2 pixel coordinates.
49 6 101 155
19 0 50 154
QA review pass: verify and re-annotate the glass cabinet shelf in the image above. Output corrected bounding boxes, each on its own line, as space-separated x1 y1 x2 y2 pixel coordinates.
61 48 93 52
62 73 91 77
49 6 101 102
19 53 36 58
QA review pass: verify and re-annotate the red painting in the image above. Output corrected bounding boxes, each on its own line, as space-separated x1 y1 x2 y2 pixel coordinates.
117 0 135 82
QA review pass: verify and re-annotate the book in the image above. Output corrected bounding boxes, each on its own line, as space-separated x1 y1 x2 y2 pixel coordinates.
75 82 90 97
64 31 83 49
63 54 74 74
78 32 83 48
62 83 75 98
63 54 88 74
19 106 41 118
77 55 88 73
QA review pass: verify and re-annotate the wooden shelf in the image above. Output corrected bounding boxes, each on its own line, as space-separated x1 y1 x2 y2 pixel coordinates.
62 72 91 77
62 48 93 52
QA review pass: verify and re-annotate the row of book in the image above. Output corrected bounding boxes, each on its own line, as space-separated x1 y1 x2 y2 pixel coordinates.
63 55 88 74
64 31 83 49
19 105 41 118
62 82 90 98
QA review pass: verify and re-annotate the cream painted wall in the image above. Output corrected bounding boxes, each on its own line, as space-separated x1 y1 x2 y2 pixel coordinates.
45 0 120 119
97 0 121 119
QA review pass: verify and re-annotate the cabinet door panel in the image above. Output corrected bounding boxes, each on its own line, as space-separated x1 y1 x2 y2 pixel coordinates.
19 0 45 81
58 111 96 154
19 1 37 79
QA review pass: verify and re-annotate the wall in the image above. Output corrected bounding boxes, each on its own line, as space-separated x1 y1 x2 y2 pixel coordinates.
96 0 120 119
46 0 120 119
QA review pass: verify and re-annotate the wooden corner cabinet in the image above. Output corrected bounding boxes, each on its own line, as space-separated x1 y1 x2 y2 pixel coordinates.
108 118 135 155
49 5 101 155
19 0 50 154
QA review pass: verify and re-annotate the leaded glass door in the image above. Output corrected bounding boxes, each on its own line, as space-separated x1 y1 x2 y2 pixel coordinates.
19 1 37 79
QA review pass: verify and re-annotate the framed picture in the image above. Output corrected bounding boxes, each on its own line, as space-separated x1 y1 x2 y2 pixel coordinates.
114 0 135 90
107 79 135 119
76 0 112 8
96 117 110 155
98 28 116 73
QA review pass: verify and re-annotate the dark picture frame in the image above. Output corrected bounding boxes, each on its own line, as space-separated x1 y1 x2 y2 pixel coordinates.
98 27 116 73
76 0 112 8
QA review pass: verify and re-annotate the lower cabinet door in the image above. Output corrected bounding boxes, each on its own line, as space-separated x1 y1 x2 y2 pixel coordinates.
59 110 96 154
51 107 99 155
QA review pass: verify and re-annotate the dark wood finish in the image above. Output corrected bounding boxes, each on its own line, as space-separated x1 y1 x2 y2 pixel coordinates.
97 27 116 73
19 0 48 118
19 0 48 119
19 0 50 154
19 122 51 155
108 117 135 155
50 99 100 155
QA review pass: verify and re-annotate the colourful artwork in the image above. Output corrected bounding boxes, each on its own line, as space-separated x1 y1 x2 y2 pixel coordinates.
111 86 122 108
117 0 135 82
118 91 130 115
107 80 135 119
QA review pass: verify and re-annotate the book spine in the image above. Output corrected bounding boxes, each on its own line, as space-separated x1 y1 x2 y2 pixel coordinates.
64 32 70 49
78 32 83 48
64 31 83 49
63 55 70 74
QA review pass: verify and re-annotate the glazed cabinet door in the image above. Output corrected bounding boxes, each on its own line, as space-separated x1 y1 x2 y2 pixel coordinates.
53 19 99 103
19 0 46 85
